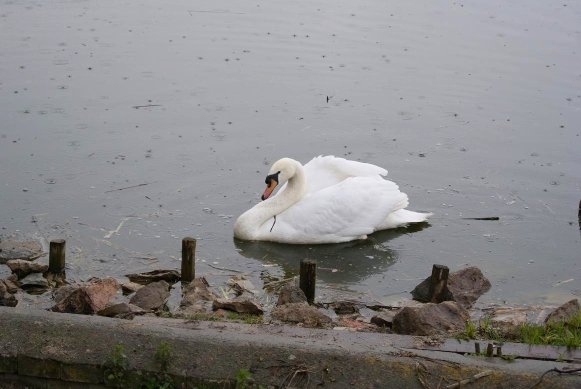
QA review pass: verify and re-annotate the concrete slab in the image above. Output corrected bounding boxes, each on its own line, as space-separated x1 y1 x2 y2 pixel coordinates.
0 307 580 388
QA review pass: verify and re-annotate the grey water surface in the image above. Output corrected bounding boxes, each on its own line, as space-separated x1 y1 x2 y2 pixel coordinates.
1 0 580 306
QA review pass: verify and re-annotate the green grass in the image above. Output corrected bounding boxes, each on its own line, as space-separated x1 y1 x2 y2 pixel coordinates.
519 310 581 347
225 311 263 324
478 315 502 341
158 310 262 324
456 320 477 341
456 315 502 342
458 310 581 348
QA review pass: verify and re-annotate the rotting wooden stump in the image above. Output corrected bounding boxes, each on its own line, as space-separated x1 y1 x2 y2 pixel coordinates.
300 259 317 304
429 264 449 303
181 237 196 283
48 239 66 275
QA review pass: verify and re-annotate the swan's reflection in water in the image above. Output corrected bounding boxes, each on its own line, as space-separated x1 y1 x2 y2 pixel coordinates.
234 223 430 285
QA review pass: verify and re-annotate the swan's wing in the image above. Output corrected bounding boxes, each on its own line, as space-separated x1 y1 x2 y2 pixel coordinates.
303 155 388 194
269 177 408 243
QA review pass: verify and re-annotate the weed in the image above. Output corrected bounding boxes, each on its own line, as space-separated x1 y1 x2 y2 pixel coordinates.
235 368 252 389
184 312 222 321
478 315 502 341
143 377 174 389
104 344 128 387
518 310 581 347
457 320 477 341
155 341 172 372
226 312 263 324
143 341 175 389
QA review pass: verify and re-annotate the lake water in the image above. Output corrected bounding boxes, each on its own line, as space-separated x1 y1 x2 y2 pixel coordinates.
1 0 580 307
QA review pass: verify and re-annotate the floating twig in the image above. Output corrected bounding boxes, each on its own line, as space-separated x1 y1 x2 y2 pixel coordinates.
462 217 500 221
188 9 245 15
205 263 244 273
104 217 130 239
105 183 151 193
132 104 162 109
553 278 574 287
263 277 296 291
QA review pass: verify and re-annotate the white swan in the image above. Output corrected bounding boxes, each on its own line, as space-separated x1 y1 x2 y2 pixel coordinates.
234 156 432 244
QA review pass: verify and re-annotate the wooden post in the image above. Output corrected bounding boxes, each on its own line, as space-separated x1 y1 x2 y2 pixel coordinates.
181 237 196 282
474 342 481 354
496 346 502 357
486 343 494 357
300 259 317 304
48 239 66 274
429 264 449 303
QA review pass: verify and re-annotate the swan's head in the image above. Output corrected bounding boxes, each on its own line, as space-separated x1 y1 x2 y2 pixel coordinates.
261 158 298 200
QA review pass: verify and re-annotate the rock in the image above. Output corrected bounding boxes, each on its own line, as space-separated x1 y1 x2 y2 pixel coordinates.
545 299 580 325
44 272 66 288
392 301 469 336
276 284 307 306
411 274 451 303
370 309 399 328
125 270 180 285
227 276 258 296
53 284 78 303
98 303 146 320
487 306 530 338
331 301 359 315
272 303 333 328
212 294 263 315
335 317 376 331
51 277 119 314
19 272 49 294
447 267 491 308
0 239 44 264
411 266 490 308
121 281 144 295
129 280 170 311
179 277 218 313
6 259 48 279
2 278 19 294
0 280 17 307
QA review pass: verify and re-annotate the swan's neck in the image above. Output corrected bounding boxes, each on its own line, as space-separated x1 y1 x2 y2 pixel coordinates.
266 166 306 214
234 162 306 240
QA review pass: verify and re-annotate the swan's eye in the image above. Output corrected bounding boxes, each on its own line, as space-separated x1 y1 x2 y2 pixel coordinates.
265 171 280 185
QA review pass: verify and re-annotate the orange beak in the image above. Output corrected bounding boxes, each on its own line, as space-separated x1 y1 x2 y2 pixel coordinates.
261 179 278 200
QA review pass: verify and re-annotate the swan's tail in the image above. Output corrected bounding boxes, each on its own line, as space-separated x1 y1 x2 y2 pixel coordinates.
378 209 432 230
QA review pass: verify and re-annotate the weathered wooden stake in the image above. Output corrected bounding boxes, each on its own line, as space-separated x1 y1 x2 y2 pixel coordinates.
181 237 196 282
48 239 66 274
300 259 317 304
496 346 502 357
486 343 494 357
429 264 449 303
474 342 481 354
